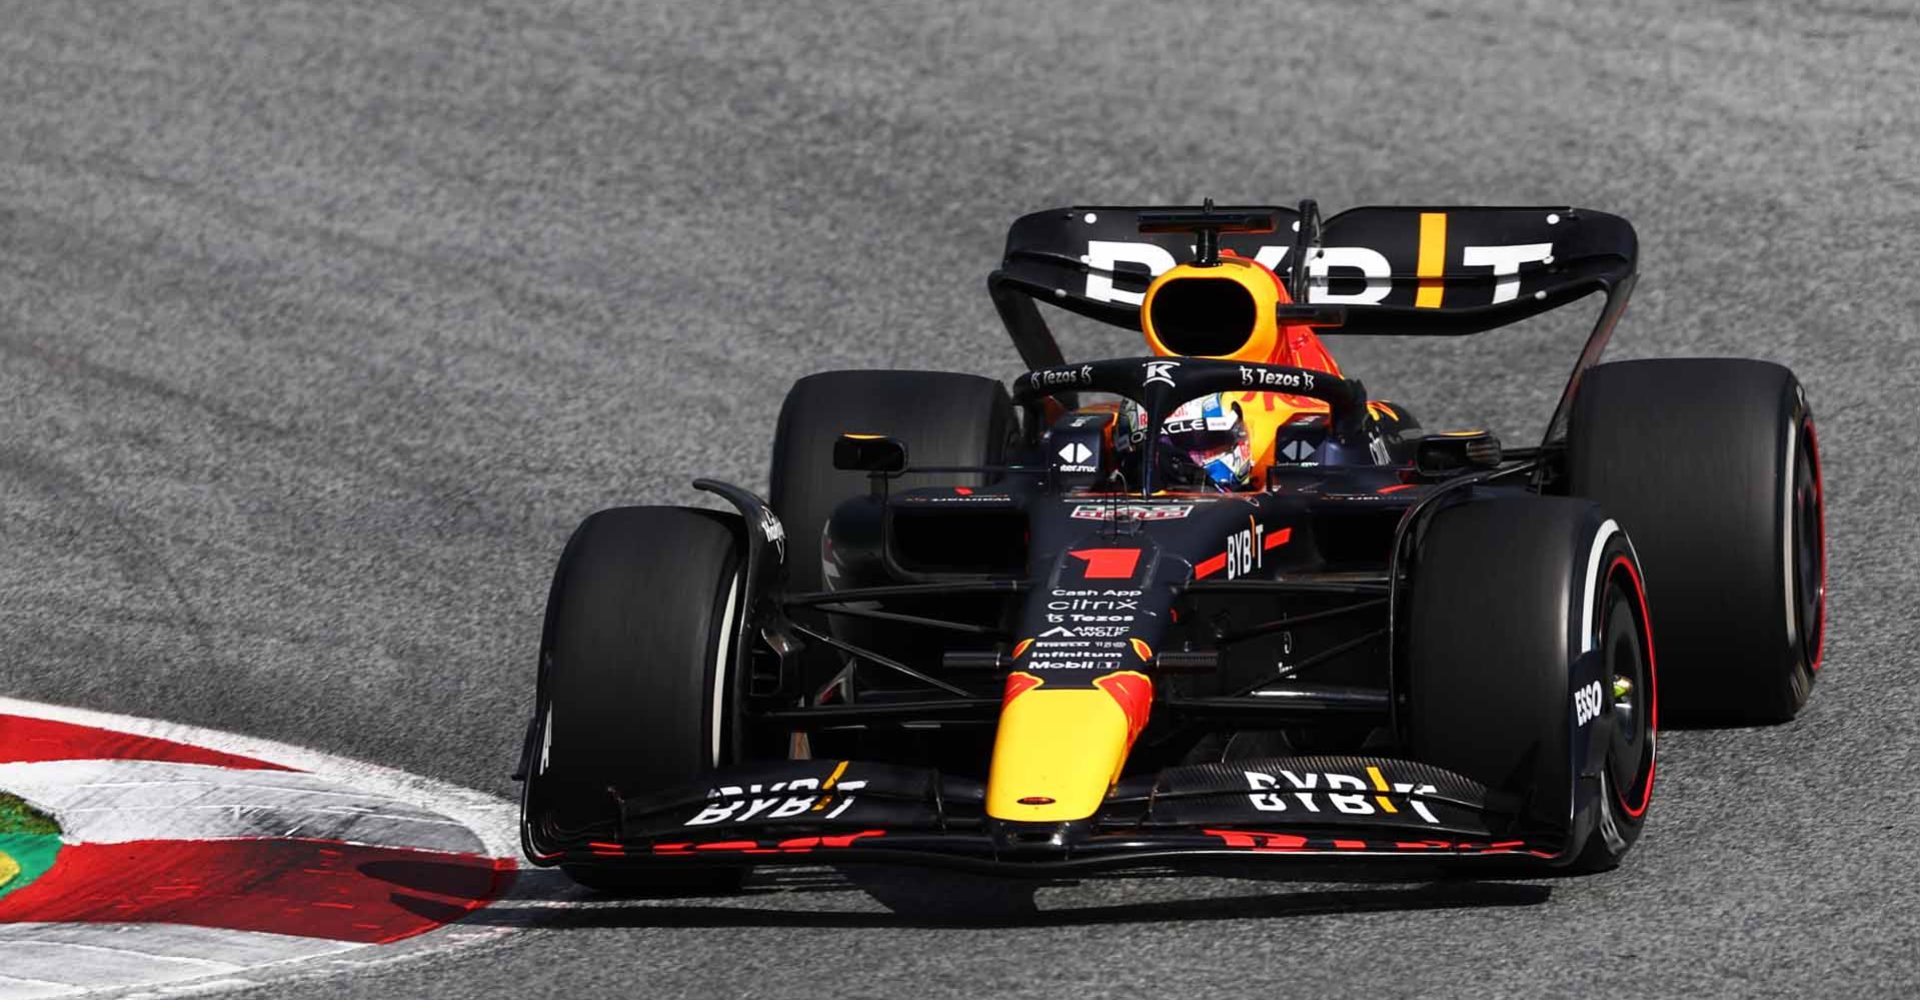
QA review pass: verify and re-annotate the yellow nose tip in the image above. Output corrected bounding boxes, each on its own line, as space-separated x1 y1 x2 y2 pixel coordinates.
986 688 1131 821
986 671 1152 822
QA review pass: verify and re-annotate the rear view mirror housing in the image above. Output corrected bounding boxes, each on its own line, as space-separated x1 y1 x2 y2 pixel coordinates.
1415 430 1502 475
833 434 909 473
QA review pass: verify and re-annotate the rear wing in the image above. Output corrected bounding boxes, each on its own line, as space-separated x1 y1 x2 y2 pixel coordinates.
986 202 1639 444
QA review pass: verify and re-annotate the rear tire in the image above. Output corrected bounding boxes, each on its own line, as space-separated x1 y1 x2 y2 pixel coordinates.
770 371 1017 705
1566 359 1824 724
770 370 1018 596
527 506 748 895
1405 497 1657 871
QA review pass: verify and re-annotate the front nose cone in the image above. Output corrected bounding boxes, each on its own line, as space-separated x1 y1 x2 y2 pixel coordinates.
984 672 1152 822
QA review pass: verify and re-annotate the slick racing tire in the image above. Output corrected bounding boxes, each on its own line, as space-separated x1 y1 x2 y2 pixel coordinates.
1566 359 1824 725
527 506 747 895
1405 497 1657 873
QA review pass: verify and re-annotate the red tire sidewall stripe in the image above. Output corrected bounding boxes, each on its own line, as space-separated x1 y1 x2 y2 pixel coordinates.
1805 417 1827 673
1609 553 1657 819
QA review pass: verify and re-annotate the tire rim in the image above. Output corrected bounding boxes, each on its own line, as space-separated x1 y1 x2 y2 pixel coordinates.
1602 558 1656 818
1794 418 1826 673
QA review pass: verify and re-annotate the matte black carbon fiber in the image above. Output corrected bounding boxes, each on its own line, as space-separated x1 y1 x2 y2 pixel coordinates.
617 760 983 838
1136 755 1509 836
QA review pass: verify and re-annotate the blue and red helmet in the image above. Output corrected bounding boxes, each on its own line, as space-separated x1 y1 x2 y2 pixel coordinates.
1160 394 1253 491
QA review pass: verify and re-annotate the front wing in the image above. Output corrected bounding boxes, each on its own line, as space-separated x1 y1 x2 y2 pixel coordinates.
524 756 1567 877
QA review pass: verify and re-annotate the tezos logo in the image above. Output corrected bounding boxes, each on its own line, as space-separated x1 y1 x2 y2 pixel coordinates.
1238 365 1313 391
1574 680 1605 727
1143 360 1181 387
1037 365 1094 388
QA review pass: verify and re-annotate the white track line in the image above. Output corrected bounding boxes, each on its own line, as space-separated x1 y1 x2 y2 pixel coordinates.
0 974 86 1000
3 942 241 987
0 926 360 970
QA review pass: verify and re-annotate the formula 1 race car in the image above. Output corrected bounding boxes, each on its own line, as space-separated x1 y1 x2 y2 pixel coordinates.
516 201 1825 891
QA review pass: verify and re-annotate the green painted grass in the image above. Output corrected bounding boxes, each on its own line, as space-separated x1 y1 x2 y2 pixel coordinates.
0 793 59 836
0 792 63 900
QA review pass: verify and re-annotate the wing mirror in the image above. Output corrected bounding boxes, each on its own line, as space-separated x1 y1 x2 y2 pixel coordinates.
833 434 909 473
1415 430 1502 475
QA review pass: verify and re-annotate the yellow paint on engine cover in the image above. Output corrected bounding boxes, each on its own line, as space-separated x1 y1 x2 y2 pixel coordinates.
986 688 1131 821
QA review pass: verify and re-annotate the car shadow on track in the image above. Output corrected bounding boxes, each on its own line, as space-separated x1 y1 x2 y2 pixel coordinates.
373 863 1550 930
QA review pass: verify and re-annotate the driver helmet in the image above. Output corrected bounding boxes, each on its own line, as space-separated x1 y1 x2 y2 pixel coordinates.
1160 394 1253 491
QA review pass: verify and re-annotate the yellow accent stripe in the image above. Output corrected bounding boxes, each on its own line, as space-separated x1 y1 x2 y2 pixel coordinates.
0 850 17 890
1415 212 1447 309
811 759 852 812
1366 765 1399 814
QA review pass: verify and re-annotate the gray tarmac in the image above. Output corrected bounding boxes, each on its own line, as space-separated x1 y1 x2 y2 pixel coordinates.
3 0 1918 997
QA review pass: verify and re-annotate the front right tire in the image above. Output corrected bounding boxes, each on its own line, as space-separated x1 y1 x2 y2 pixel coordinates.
524 505 748 894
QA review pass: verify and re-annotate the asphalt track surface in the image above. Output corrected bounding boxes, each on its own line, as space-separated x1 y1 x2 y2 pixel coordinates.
2 1 1917 997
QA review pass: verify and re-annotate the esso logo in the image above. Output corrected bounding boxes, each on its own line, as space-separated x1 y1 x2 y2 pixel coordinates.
1574 680 1605 727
